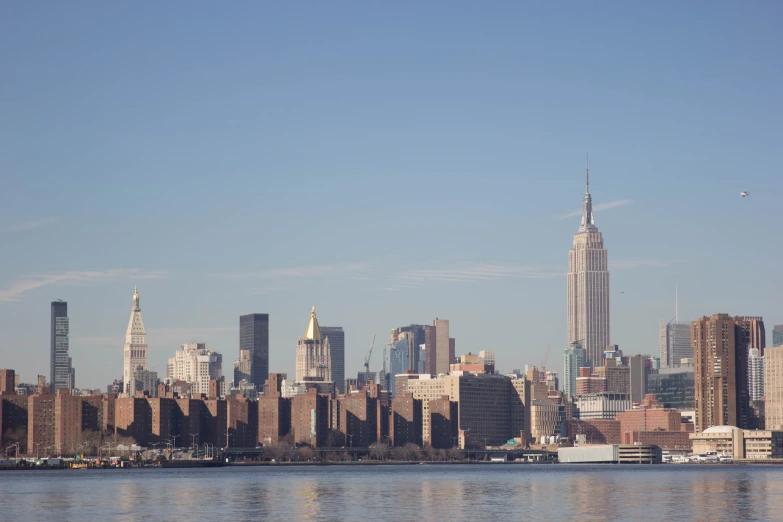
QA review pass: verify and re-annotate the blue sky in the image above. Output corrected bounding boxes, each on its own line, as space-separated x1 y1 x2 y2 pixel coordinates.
1 2 781 388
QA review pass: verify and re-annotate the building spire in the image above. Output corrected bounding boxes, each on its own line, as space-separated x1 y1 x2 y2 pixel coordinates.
675 283 679 322
578 155 597 232
586 153 590 193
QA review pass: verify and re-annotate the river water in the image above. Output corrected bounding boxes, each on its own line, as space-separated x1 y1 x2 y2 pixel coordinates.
2 464 782 521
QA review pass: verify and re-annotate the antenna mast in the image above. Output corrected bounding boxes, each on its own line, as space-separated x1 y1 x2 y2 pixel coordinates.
675 283 679 322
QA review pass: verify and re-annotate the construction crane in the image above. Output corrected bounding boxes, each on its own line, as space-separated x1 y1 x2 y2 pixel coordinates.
364 334 376 375
541 344 550 372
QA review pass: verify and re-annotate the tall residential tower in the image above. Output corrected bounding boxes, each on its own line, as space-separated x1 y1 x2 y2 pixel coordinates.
50 300 71 392
692 314 752 431
567 159 610 368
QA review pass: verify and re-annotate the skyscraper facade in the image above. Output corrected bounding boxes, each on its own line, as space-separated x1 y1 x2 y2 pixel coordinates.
774 325 783 347
239 313 269 390
692 314 751 432
629 355 647 404
423 325 436 375
383 339 409 396
433 318 450 376
567 162 610 368
772 324 783 346
563 341 586 399
123 287 148 396
50 300 71 392
660 320 691 368
392 325 426 373
748 348 764 402
295 308 331 382
320 326 345 394
764 346 783 430
167 342 224 395
740 317 766 354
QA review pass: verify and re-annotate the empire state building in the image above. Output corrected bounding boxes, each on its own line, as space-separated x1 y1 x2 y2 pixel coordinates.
567 161 610 368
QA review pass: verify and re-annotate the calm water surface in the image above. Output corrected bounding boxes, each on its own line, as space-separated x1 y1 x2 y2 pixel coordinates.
2 464 783 521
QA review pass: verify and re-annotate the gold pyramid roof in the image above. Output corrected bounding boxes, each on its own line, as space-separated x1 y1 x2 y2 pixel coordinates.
304 306 321 340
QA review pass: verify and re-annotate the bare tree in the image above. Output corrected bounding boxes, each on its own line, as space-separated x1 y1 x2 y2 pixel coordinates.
325 430 345 448
447 447 464 461
369 442 390 461
297 446 314 462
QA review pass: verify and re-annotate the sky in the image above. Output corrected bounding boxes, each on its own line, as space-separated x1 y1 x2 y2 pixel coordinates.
1 2 781 389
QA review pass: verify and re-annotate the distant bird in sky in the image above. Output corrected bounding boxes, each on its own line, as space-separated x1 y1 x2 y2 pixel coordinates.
740 191 749 197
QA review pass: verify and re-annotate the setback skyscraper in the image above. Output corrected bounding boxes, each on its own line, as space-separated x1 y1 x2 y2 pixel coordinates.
123 287 148 396
239 313 269 390
320 326 345 394
567 160 610 368
50 300 71 392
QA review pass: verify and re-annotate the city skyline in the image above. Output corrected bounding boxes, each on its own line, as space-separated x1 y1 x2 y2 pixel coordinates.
1 3 782 388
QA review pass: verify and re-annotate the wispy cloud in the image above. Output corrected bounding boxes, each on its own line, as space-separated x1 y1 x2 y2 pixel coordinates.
386 263 561 289
214 262 370 281
0 269 167 304
559 199 634 219
0 217 59 233
611 258 676 270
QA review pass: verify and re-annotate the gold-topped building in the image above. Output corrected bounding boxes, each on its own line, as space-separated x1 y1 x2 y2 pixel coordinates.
295 307 331 382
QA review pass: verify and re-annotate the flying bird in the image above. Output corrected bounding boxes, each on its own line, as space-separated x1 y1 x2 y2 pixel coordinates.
740 191 749 197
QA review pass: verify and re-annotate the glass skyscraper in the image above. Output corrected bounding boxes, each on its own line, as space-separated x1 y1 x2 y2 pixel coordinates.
563 341 586 399
320 326 345 394
239 313 269 390
774 325 783 347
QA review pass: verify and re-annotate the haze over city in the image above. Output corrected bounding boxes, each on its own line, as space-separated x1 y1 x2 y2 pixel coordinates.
1 2 781 389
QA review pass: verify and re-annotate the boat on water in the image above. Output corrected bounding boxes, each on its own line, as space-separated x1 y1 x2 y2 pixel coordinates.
161 459 224 468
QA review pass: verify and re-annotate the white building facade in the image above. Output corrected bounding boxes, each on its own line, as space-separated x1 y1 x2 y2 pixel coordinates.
567 161 610 368
574 392 630 420
167 342 223 396
123 287 148 396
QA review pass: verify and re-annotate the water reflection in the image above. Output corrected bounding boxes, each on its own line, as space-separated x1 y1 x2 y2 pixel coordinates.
3 465 783 521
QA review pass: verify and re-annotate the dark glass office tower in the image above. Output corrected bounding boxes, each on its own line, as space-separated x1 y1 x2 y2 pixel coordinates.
240 314 269 390
321 326 345 394
50 300 70 391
